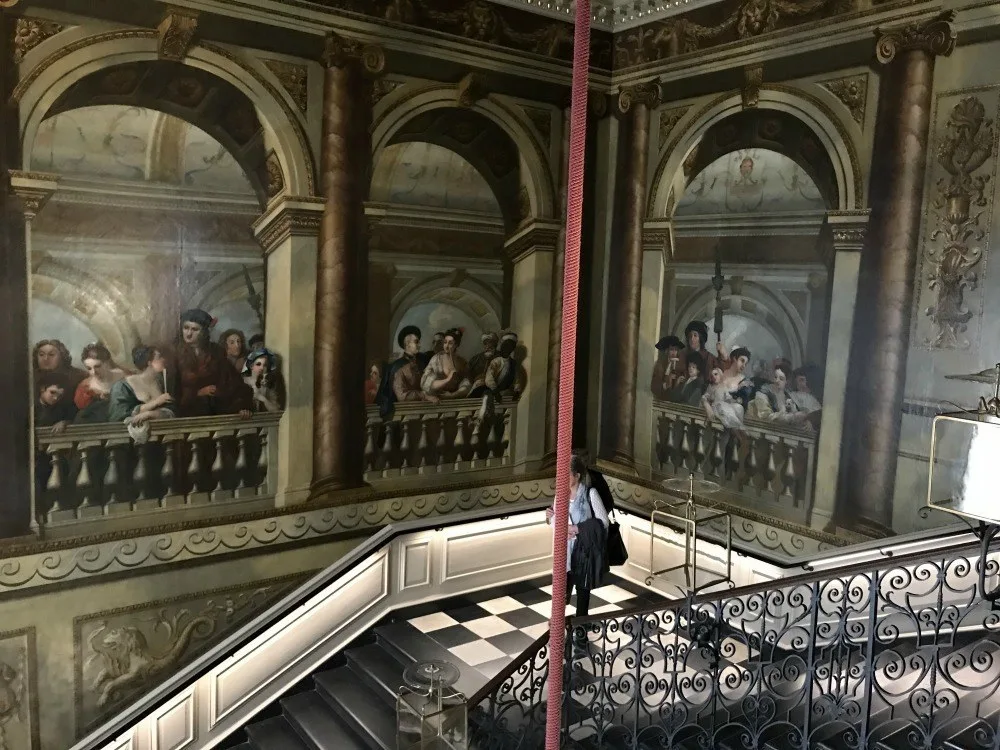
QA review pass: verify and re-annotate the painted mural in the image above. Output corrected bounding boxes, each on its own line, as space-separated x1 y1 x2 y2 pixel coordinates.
674 149 826 216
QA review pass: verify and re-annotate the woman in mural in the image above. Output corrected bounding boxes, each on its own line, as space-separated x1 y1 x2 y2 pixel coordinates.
220 329 248 374
702 365 746 430
421 327 471 399
73 343 127 423
33 339 86 408
747 362 808 426
107 346 176 432
175 309 252 418
242 348 284 413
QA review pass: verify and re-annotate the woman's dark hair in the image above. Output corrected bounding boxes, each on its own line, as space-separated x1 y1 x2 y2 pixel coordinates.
33 339 73 369
248 333 265 350
132 345 160 370
219 329 246 353
570 454 591 488
773 362 792 381
81 343 113 364
731 346 752 362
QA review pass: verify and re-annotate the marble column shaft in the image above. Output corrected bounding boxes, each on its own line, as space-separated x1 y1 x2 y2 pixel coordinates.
1 15 31 538
844 13 955 530
609 84 658 466
312 33 383 495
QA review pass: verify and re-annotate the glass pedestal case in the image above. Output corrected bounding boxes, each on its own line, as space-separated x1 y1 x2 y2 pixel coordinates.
396 660 467 750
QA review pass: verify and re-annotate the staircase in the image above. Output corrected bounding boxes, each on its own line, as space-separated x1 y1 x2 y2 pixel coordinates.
229 618 497 750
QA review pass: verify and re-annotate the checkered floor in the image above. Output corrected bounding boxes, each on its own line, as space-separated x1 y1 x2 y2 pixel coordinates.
398 575 666 681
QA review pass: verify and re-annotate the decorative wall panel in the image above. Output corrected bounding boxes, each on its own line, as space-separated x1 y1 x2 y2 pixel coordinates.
0 629 38 750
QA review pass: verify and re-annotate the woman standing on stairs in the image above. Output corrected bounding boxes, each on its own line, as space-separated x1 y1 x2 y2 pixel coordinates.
546 455 609 630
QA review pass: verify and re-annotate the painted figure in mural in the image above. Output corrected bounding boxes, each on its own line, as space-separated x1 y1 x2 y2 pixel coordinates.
242 348 285 413
74 343 127 423
476 330 524 419
468 331 499 391
652 335 684 399
430 331 446 356
422 327 472 399
33 339 86 409
677 320 726 375
248 333 265 351
365 363 381 405
668 352 707 406
34 371 76 434
702 365 746 430
174 309 253 418
376 325 432 419
220 329 248 374
747 363 808 425
107 346 176 427
790 365 823 430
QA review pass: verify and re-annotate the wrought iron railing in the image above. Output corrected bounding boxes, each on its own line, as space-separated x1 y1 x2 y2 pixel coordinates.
471 537 1000 749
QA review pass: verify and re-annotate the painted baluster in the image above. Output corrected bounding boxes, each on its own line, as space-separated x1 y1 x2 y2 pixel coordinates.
45 449 64 514
659 415 674 472
187 436 208 504
380 421 394 477
399 417 413 474
692 424 707 473
781 442 797 497
709 426 724 478
435 415 448 472
256 430 269 495
234 432 250 496
499 408 513 465
677 422 691 471
416 417 431 473
103 446 120 509
363 422 377 475
76 446 94 509
161 438 184 507
743 433 759 487
454 412 468 470
210 433 233 501
761 437 778 494
133 443 148 504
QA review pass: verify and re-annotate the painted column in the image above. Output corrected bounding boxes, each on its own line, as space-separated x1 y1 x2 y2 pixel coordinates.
252 196 324 506
607 82 660 467
813 209 870 531
543 106 571 465
505 219 560 470
842 13 954 532
7 171 59 537
366 260 397 367
311 32 384 498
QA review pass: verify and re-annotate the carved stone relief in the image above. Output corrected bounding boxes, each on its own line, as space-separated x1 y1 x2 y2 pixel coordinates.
157 7 199 62
262 58 308 112
265 150 284 199
371 78 402 106
12 17 63 64
73 573 311 734
0 629 38 750
916 90 1000 350
819 73 868 124
657 106 690 148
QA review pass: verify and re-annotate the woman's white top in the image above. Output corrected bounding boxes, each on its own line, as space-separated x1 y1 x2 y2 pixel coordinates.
559 484 610 573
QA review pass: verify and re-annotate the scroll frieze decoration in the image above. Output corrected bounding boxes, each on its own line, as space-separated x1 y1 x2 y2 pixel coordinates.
920 93 999 349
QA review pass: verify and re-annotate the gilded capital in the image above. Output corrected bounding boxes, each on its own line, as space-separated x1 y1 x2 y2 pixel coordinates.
875 10 955 65
617 81 661 115
252 196 324 255
322 31 385 75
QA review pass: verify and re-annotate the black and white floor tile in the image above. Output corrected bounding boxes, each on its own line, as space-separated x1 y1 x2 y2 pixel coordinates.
395 574 666 682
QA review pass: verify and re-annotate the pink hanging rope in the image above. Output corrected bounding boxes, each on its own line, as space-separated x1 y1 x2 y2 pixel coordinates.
544 0 590 746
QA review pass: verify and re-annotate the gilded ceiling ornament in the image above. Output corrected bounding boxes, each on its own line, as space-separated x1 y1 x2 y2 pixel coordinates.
322 31 386 74
658 106 691 146
923 95 998 349
819 74 868 124
157 7 199 62
456 71 488 108
12 17 63 64
742 64 763 109
618 81 662 115
875 10 956 64
262 59 308 112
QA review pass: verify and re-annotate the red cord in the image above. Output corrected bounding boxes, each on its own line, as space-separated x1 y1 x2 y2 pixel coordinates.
544 0 589 746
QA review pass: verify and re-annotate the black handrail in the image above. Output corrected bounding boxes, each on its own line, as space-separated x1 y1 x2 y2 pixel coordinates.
74 499 551 750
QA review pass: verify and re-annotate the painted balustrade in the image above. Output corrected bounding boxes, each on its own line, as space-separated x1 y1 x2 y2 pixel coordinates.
364 398 515 482
34 413 280 526
651 400 817 523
